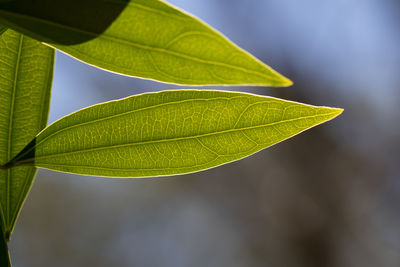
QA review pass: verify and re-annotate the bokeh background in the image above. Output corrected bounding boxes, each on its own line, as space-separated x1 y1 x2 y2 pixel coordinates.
8 0 400 266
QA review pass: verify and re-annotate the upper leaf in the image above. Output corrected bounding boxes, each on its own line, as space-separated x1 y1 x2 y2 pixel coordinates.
5 90 342 178
0 0 291 86
0 29 54 239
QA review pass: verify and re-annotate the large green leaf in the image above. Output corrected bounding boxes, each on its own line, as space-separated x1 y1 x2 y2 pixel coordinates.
0 0 291 86
4 91 342 177
0 29 54 239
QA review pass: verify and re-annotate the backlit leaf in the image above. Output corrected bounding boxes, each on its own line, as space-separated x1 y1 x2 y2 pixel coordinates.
5 90 342 178
0 0 291 86
0 29 54 239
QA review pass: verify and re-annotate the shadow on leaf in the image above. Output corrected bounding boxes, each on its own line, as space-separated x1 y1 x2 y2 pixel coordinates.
2 137 36 169
0 0 128 44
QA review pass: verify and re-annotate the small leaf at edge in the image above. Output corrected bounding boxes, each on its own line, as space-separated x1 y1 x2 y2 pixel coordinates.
0 29 54 239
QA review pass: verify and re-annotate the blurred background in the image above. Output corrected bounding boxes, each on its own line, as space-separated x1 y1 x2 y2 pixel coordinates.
8 0 400 266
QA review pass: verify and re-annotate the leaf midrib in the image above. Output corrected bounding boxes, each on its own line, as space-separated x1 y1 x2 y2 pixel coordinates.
13 96 244 161
10 96 264 163
3 34 23 229
11 96 319 164
9 44 53 236
15 112 337 166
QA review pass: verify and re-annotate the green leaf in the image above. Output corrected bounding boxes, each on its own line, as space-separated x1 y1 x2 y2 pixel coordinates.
0 0 291 86
5 90 342 178
0 29 54 239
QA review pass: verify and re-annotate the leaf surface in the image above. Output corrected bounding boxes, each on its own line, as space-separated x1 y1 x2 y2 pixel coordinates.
0 0 291 86
0 29 54 239
6 91 342 178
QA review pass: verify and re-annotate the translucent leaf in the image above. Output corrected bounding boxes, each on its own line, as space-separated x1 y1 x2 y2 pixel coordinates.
5 90 342 178
0 0 291 86
0 29 54 239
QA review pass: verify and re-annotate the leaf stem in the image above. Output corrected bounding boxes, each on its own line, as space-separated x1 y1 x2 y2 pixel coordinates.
0 221 11 266
0 162 14 170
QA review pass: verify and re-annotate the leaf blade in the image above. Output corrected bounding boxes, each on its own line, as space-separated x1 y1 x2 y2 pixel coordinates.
8 90 342 178
0 29 54 238
0 0 291 86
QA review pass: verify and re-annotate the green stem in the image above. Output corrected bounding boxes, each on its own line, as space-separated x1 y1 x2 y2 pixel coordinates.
0 223 11 267
0 162 13 170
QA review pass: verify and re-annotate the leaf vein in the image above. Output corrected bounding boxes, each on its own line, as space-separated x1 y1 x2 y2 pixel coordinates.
17 112 337 164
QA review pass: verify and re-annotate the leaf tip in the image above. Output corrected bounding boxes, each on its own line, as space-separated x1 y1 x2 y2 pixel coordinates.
280 76 293 87
322 107 344 122
266 72 293 87
331 107 344 117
